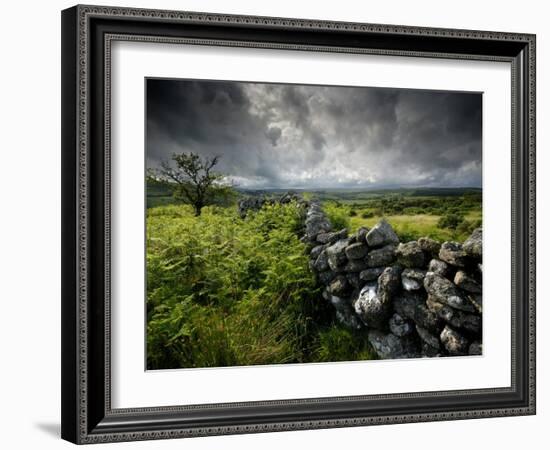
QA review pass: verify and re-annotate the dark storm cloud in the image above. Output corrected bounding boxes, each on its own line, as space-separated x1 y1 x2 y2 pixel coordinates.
146 78 482 189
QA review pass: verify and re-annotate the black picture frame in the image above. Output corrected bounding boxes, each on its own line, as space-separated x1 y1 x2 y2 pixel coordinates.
61 4 536 444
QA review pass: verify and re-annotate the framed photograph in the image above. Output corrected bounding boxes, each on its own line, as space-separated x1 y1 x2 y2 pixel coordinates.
61 5 536 444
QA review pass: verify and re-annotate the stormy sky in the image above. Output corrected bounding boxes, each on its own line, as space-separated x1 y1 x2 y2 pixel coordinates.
146 78 482 190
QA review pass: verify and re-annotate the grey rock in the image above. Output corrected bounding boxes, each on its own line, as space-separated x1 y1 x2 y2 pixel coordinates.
354 283 391 329
359 267 385 282
378 266 402 296
463 228 482 259
237 196 267 218
424 272 476 313
328 275 351 297
312 250 330 272
345 242 369 260
317 228 348 245
343 259 369 273
439 242 469 267
440 326 469 355
393 292 424 323
416 325 440 349
401 268 427 291
465 293 483 314
395 241 426 268
454 270 482 294
426 296 481 334
367 330 419 359
365 244 396 267
335 308 363 330
389 313 414 337
326 239 350 271
365 219 399 248
421 342 441 358
317 270 337 285
418 237 441 255
356 226 369 243
427 258 452 278
310 244 325 261
346 273 362 289
469 341 483 356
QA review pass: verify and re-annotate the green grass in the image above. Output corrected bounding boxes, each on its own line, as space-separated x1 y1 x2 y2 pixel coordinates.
146 201 376 370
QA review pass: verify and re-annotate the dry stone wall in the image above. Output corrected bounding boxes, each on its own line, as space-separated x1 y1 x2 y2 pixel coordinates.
303 200 483 360
238 193 483 360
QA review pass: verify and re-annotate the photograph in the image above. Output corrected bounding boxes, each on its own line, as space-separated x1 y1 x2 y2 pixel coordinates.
145 78 484 370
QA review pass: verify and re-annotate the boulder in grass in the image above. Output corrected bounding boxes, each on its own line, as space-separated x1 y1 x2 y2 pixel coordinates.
359 267 386 282
439 242 469 267
454 270 482 294
395 241 426 268
365 244 396 267
345 242 369 260
440 326 469 356
365 219 399 248
401 268 427 291
463 228 482 259
418 237 441 256
424 272 476 313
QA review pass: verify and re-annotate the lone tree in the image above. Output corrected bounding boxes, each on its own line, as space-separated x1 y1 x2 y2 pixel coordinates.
154 152 232 216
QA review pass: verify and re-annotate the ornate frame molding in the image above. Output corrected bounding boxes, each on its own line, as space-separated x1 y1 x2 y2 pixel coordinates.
62 5 536 444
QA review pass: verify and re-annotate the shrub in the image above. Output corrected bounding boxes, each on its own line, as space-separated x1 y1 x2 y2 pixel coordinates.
437 212 464 230
323 201 351 231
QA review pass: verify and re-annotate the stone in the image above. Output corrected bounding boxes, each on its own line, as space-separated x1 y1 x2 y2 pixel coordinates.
346 273 362 289
312 250 330 272
345 242 369 260
378 266 402 296
310 244 325 261
328 275 351 297
393 292 424 323
343 259 369 273
454 270 482 294
365 244 396 267
401 268 426 291
336 308 363 330
463 228 482 259
354 283 391 329
389 313 414 337
469 341 483 356
359 267 385 282
418 237 441 256
465 293 483 314
365 219 399 248
424 272 476 313
439 242 469 267
427 258 452 278
421 342 441 357
356 226 369 243
237 196 267 218
305 203 332 240
416 325 440 349
326 239 350 271
317 270 336 285
426 296 481 334
440 326 469 355
395 241 426 268
317 228 348 245
367 330 419 359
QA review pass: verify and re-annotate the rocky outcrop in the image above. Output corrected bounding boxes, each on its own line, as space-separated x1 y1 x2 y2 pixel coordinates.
302 200 483 360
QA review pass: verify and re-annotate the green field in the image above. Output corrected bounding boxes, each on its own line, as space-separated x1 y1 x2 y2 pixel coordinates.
146 185 481 369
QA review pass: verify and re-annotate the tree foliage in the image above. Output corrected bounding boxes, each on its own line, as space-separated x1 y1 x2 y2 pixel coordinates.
154 152 234 216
